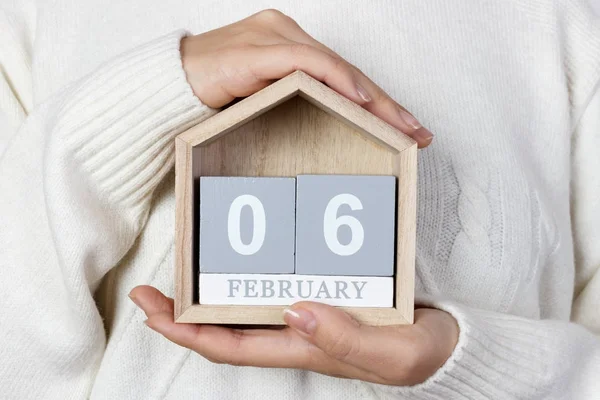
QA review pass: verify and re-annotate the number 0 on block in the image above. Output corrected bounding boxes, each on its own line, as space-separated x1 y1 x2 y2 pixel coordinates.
199 177 296 274
227 194 267 256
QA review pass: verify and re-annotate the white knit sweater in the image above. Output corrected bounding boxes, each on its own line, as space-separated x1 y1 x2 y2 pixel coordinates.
0 1 599 399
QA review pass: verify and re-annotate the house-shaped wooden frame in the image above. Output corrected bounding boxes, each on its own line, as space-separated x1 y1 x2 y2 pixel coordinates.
174 71 416 326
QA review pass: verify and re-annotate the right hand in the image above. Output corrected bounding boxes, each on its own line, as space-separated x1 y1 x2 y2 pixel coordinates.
181 9 434 147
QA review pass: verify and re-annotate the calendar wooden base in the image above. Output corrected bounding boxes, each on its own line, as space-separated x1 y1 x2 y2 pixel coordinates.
174 71 416 326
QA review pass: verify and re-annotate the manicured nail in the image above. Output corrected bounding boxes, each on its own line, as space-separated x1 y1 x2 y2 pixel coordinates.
398 108 422 130
414 127 434 143
283 308 317 334
356 84 372 102
128 292 142 308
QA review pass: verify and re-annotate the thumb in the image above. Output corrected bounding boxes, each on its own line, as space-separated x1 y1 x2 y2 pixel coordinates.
283 301 365 363
129 285 203 347
129 285 174 317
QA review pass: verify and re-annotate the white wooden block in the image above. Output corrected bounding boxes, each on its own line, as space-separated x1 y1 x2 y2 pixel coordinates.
199 274 393 307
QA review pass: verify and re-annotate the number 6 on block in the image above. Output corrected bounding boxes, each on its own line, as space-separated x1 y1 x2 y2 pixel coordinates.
295 175 396 276
199 177 296 274
323 193 365 256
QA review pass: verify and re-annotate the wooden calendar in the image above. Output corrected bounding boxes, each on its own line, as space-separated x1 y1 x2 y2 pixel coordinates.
174 71 416 326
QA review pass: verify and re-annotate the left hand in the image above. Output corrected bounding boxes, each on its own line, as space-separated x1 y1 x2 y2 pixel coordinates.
129 286 459 386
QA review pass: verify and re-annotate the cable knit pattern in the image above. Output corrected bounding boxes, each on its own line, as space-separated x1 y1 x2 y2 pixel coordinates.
433 157 461 270
1 1 600 399
447 161 493 303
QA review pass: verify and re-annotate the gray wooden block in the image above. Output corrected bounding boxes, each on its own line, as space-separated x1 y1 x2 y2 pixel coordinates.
295 175 396 276
199 177 295 274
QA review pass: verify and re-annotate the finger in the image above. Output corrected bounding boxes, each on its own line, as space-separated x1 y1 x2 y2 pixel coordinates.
269 21 434 148
283 302 419 382
129 287 312 368
232 44 370 105
264 14 341 60
197 42 366 110
249 43 434 149
290 40 434 148
129 287 398 383
129 285 174 315
354 74 434 148
178 321 382 382
129 285 204 342
145 312 307 367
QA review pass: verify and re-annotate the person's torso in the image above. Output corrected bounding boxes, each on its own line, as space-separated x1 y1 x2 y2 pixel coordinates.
34 1 575 398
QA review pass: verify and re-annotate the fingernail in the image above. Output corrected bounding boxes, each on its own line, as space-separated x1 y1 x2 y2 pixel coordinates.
128 292 142 308
414 127 434 143
283 308 317 334
356 84 372 103
398 108 423 130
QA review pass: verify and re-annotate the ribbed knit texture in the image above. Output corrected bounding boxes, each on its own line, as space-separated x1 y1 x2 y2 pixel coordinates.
53 30 215 221
376 298 600 399
1 1 599 399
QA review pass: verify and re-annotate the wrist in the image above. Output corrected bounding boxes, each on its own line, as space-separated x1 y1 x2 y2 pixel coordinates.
410 308 459 385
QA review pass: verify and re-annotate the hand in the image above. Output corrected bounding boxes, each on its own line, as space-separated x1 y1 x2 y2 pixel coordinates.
129 286 459 386
181 9 434 148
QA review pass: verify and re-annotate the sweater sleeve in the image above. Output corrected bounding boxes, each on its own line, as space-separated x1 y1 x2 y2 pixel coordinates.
0 20 216 399
383 298 600 399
